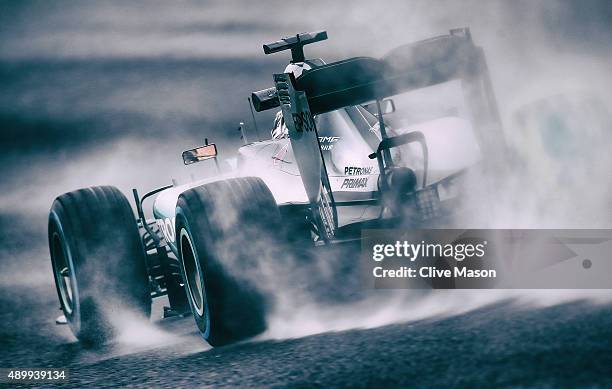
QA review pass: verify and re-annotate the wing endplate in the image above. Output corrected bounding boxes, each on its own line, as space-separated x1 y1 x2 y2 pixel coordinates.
274 73 322 204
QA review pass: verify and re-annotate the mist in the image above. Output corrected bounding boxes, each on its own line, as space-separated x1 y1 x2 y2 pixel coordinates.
1 0 611 356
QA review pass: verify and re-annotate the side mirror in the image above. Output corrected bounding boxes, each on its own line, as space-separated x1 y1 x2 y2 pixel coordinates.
182 144 218 165
363 99 396 116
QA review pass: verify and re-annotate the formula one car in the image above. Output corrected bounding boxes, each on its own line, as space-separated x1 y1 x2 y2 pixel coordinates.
49 29 505 346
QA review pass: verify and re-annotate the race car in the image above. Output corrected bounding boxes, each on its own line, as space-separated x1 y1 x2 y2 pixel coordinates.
48 29 505 346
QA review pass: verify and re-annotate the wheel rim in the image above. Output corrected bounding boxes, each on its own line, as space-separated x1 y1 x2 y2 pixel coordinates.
180 228 206 317
51 231 75 316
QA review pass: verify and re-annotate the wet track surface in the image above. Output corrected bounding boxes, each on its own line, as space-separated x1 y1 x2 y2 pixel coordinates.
2 277 612 387
4 191 609 387
60 303 612 388
2 216 611 387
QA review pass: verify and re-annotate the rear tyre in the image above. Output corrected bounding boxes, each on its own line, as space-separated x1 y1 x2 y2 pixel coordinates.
176 177 281 346
48 186 151 345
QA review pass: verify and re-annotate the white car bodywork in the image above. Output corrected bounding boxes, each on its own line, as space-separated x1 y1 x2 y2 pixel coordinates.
152 112 481 250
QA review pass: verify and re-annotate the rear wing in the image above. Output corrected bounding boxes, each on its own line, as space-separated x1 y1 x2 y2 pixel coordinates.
253 29 493 114
253 28 504 161
298 30 489 114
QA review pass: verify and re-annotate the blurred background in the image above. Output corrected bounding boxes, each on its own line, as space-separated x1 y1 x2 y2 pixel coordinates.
1 0 611 372
1 0 611 217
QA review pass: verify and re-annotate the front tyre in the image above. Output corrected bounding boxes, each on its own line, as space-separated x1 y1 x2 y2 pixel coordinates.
48 186 151 345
